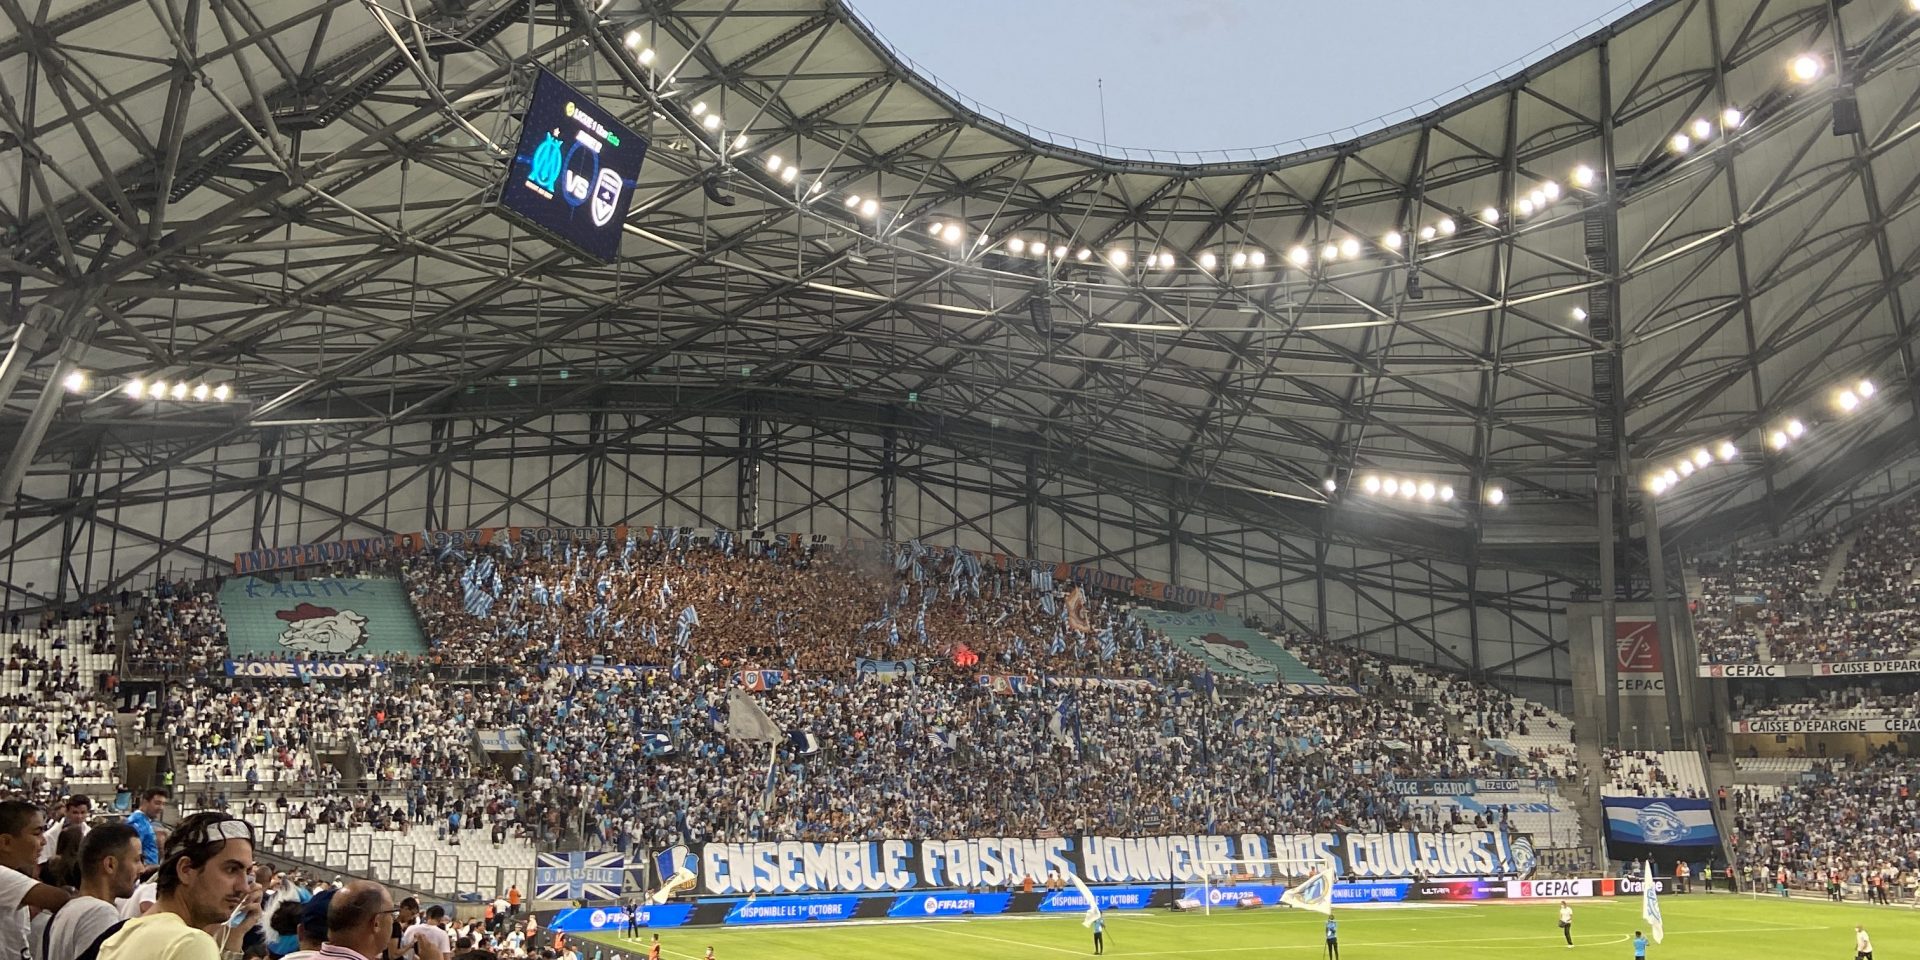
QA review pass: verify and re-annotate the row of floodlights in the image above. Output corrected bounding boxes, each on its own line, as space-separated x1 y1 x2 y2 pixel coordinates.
1347 475 1508 507
1648 378 1878 495
121 377 235 402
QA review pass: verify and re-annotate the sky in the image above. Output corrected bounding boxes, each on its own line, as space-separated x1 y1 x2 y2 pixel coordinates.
848 0 1652 154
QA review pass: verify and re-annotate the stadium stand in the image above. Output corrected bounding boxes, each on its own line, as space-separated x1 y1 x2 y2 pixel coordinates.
1601 749 1709 798
1729 750 1919 897
1694 501 1920 664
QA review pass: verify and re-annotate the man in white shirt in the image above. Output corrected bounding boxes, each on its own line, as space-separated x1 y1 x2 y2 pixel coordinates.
400 905 451 960
42 822 140 960
0 800 73 960
1558 900 1573 948
1856 925 1873 960
37 799 90 868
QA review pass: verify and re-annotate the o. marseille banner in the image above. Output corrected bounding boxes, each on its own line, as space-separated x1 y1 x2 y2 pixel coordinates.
1730 716 1920 734
663 830 1534 896
1602 797 1718 860
1701 659 1920 678
535 851 624 901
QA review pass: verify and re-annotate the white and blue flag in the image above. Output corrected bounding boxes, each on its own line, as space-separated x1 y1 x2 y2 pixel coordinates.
1641 861 1664 943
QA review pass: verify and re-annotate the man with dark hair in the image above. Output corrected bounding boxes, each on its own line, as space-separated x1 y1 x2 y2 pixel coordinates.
400 905 450 960
43 822 139 960
387 897 419 960
39 797 91 870
125 790 168 866
322 880 395 960
0 799 72 960
97 811 260 960
277 888 335 960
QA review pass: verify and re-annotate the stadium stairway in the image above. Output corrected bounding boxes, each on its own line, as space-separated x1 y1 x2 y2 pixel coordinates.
1817 531 1859 595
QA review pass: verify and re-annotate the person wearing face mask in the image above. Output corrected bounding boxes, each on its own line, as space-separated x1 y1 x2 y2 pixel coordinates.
95 813 261 960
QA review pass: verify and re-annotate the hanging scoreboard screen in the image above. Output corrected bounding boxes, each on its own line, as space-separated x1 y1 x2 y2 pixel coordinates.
495 70 648 263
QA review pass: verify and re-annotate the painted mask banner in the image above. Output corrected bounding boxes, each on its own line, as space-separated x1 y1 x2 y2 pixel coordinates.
219 577 427 657
1602 797 1719 862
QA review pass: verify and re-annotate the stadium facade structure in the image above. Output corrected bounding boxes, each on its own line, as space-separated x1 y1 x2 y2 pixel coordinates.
7 0 1920 719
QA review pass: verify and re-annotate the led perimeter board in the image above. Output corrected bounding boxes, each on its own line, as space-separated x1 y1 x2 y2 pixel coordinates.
495 69 648 263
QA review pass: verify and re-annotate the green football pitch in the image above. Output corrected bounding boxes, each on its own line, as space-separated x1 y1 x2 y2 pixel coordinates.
577 894 1918 960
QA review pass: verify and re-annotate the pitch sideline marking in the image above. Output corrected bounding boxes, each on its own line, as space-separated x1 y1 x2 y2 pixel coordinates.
930 921 1831 956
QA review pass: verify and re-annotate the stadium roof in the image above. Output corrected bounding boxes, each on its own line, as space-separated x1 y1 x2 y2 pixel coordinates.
5 0 1920 566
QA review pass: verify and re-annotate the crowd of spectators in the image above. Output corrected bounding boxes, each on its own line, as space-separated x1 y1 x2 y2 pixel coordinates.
1695 501 1920 664
1601 748 1707 798
96 533 1596 870
1731 677 1920 722
1731 748 1920 899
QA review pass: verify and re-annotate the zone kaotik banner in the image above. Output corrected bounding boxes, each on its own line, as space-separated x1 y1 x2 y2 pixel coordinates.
657 831 1535 897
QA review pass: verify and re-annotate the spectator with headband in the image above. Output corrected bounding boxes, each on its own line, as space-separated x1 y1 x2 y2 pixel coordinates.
97 812 262 960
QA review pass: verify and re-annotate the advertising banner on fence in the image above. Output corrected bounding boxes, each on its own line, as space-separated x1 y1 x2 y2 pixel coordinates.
1602 798 1719 862
1612 615 1666 697
1508 878 1595 899
534 852 624 901
222 659 386 681
219 577 427 657
1729 716 1920 734
669 830 1532 896
1700 659 1920 678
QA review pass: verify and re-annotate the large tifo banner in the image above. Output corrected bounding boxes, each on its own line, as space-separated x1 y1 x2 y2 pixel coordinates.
1729 716 1920 734
1127 609 1324 685
218 577 428 657
535 852 624 901
658 831 1534 897
1700 658 1920 678
1602 797 1719 861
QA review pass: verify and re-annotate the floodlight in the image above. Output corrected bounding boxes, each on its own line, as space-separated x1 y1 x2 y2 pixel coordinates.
1529 189 1546 207
1485 485 1505 505
1231 251 1247 268
942 223 962 244
1417 481 1435 501
1053 246 1067 259
1339 238 1360 259
1690 118 1712 140
124 379 144 398
1438 218 1456 235
637 48 656 66
1786 418 1805 437
170 381 187 400
1768 430 1789 449
1572 165 1596 187
1858 378 1876 398
1572 307 1588 322
691 101 708 117
1384 231 1403 250
1517 198 1535 216
1692 448 1712 467
1678 460 1694 477
860 199 878 217
1669 133 1691 153
846 195 862 209
1479 206 1500 224
1722 107 1744 129
1791 54 1823 82
1108 248 1128 267
1662 468 1679 486
1288 246 1311 266
1076 248 1092 261
1363 475 1381 494
1542 181 1560 200
1836 389 1859 412
192 382 209 401
1382 477 1399 496
1201 252 1218 269
1419 226 1436 241
1248 250 1266 267
766 154 783 173
1439 485 1454 502
1323 478 1338 493
779 165 798 183
1716 440 1737 461
213 384 232 402
1008 238 1026 254
148 380 168 399
62 371 86 393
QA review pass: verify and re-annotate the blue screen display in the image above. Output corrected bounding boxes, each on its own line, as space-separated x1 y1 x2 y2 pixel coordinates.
496 70 647 263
